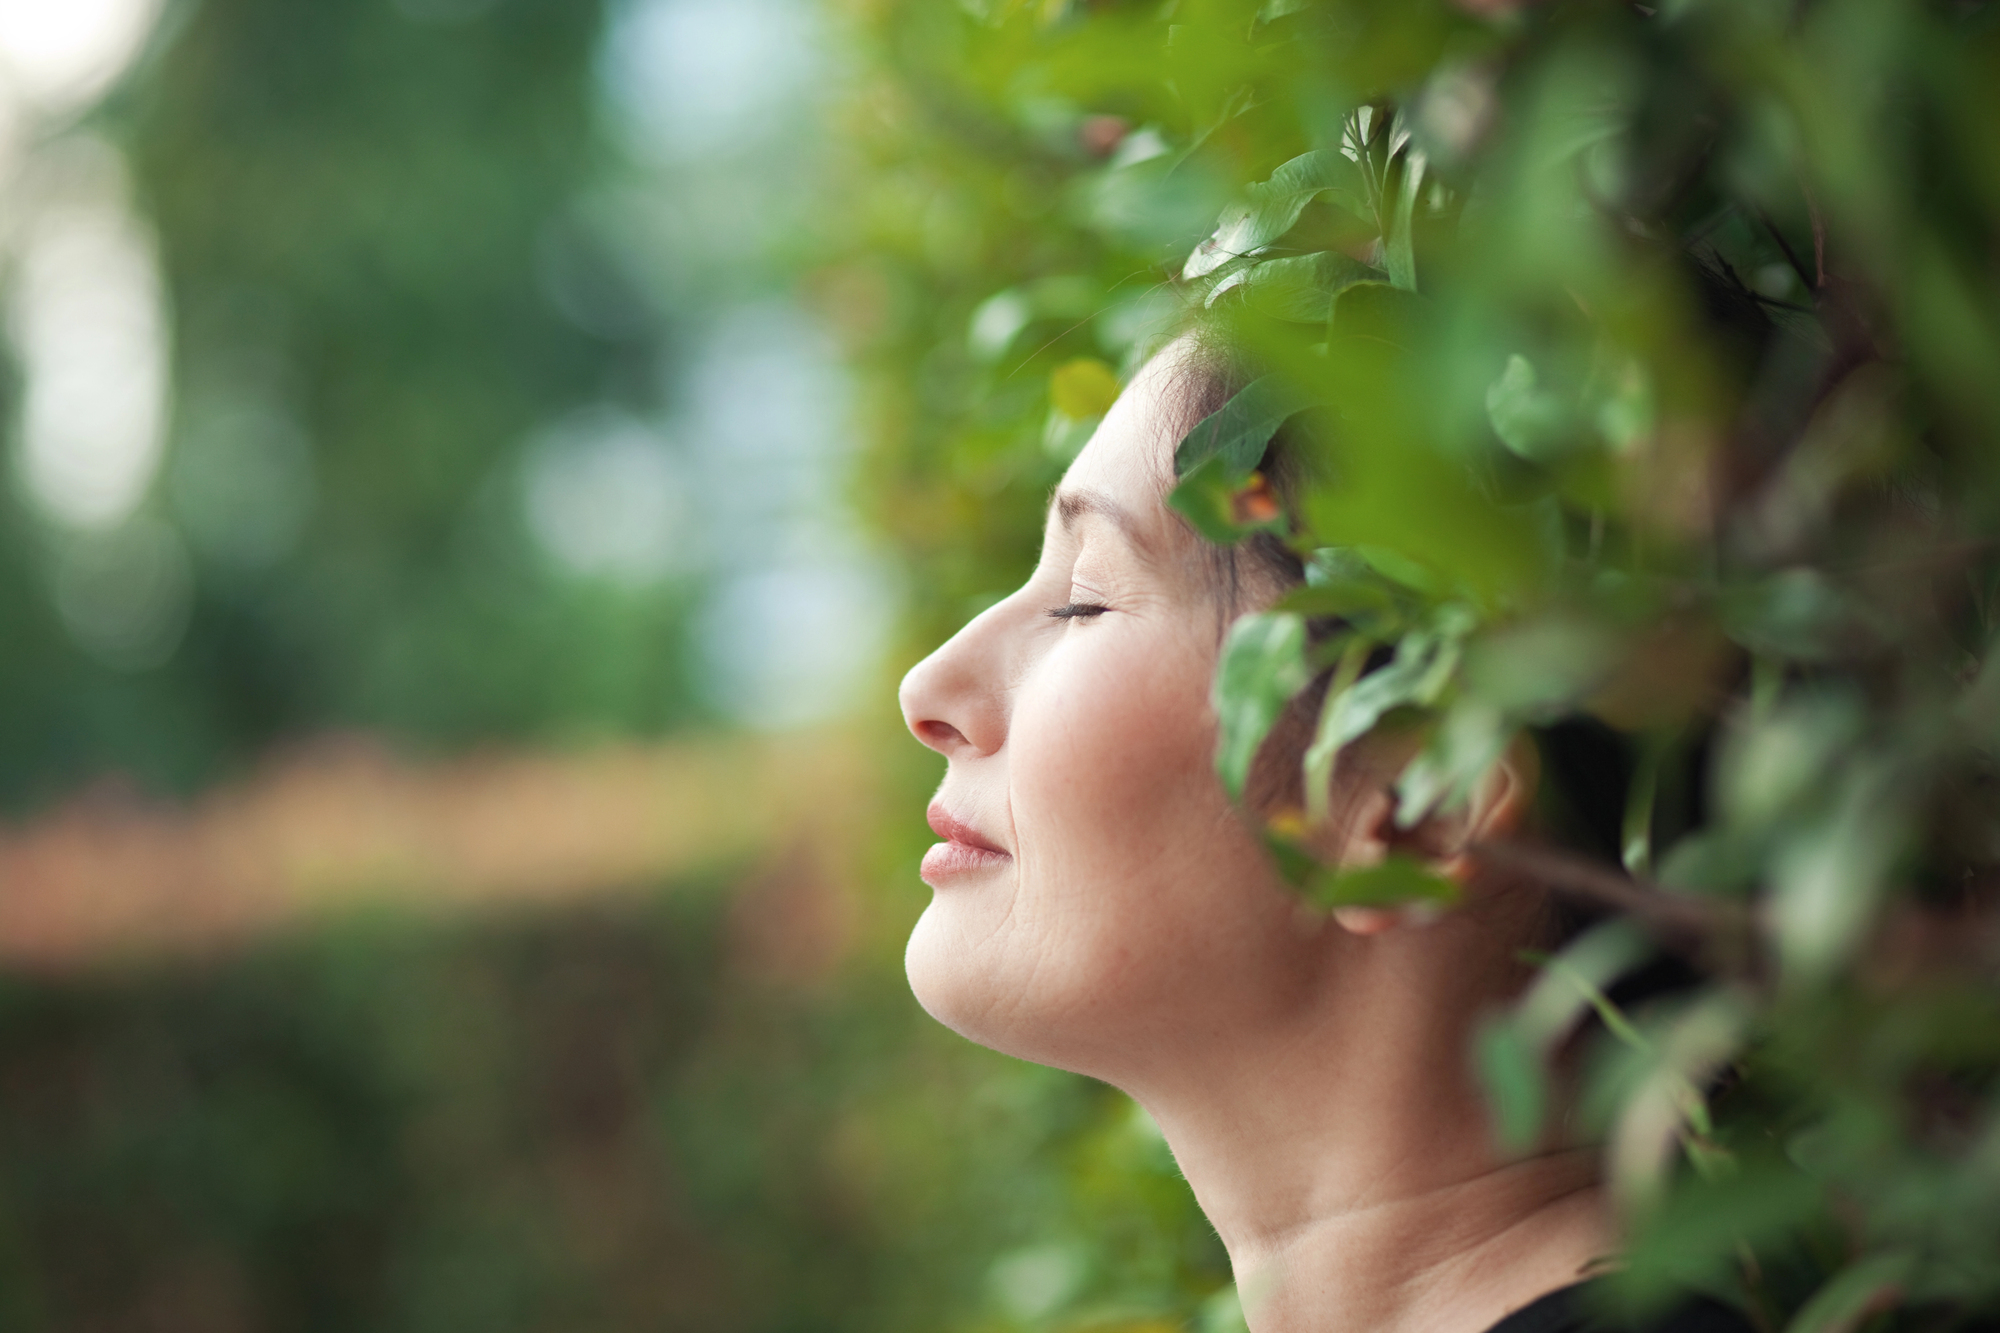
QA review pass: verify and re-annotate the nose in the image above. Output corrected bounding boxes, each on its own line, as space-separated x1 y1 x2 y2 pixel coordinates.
899 608 1008 759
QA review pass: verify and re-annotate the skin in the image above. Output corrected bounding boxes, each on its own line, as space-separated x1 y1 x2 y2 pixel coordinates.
899 343 1614 1333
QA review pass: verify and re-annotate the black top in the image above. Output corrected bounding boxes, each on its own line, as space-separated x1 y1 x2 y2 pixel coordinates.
1485 1283 1755 1333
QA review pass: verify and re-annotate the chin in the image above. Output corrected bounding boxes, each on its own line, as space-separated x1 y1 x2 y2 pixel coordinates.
904 900 1021 1049
903 897 1145 1079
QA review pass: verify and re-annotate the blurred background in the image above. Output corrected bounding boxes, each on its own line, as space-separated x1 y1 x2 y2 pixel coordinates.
0 0 1228 1329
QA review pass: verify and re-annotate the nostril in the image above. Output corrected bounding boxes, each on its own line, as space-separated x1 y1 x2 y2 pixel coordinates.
914 719 968 751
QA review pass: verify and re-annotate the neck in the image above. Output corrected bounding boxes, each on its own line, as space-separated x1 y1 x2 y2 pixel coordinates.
1121 926 1614 1333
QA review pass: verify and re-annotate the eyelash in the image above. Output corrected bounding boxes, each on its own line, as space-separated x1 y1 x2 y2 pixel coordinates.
1047 602 1110 620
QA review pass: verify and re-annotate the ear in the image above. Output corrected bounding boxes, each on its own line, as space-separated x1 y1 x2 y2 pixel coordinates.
1329 734 1539 937
1423 731 1539 885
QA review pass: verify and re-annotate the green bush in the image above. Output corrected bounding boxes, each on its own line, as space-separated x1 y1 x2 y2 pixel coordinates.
834 1 2000 1326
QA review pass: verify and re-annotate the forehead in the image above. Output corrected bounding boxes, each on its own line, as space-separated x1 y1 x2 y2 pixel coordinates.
1057 344 1199 536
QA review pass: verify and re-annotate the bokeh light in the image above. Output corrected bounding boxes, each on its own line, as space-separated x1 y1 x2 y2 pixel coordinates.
0 0 160 113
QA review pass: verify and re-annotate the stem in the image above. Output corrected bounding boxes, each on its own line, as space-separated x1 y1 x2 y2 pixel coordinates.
1755 206 1815 298
1467 838 1748 946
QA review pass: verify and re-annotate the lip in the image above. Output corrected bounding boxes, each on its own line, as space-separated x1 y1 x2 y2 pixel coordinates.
922 803 1010 884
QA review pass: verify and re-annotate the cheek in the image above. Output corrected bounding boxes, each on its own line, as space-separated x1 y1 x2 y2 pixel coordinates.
1005 617 1272 1003
1011 622 1220 867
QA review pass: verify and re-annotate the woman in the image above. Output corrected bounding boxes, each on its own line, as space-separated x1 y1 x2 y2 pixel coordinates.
898 338 1752 1333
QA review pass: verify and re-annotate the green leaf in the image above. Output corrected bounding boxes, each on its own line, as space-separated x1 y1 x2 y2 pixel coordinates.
1396 698 1509 827
1232 251 1382 323
1304 853 1459 908
1604 1159 1822 1319
1259 822 1321 887
1717 570 1860 662
1460 616 1621 717
1274 577 1398 623
1717 689 1863 834
1476 1018 1547 1155
1384 148 1424 291
1604 991 1750 1213
1655 828 1759 898
1594 356 1654 453
1330 280 1421 350
1182 149 1371 280
1297 613 1470 823
1782 1252 1914 1333
1302 636 1371 825
1354 544 1447 599
1168 451 1285 545
1771 759 1907 985
1301 423 1544 605
1517 921 1654 1055
1485 354 1581 464
1310 647 1429 747
1622 734 1670 878
1212 612 1311 799
1173 373 1320 478
968 288 1032 362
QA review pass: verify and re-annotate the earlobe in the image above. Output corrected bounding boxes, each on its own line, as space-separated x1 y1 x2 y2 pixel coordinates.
1322 784 1448 937
1331 905 1405 935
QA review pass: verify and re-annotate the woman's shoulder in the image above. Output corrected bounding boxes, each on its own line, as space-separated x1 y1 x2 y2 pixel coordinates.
1484 1283 1755 1333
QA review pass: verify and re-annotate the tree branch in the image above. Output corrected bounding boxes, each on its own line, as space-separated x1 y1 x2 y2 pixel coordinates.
1468 838 1750 947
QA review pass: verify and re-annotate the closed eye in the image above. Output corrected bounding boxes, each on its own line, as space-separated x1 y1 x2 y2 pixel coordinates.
1047 602 1110 620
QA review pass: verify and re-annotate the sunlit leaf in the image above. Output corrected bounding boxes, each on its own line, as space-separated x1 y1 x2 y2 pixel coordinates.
1383 147 1424 291
1173 373 1321 478
1182 149 1372 280
969 288 1033 361
1607 990 1750 1215
1232 251 1381 323
1300 635 1370 826
1396 698 1510 827
1304 853 1459 908
1299 609 1473 822
1771 760 1907 985
1515 921 1654 1055
1212 611 1311 799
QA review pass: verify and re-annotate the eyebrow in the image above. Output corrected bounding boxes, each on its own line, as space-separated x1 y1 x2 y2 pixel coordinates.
1051 487 1152 556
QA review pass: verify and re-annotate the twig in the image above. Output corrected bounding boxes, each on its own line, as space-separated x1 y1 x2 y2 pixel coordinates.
1754 206 1816 299
1801 178 1826 289
1468 838 1749 945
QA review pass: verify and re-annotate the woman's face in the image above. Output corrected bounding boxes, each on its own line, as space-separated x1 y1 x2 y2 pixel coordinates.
899 349 1322 1079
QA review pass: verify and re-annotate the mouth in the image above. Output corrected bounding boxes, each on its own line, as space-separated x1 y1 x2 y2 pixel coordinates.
922 803 1011 884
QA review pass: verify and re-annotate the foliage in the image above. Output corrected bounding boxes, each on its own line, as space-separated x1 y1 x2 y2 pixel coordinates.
0 5 1219 1328
0 0 699 812
832 0 2000 1326
0 891 1188 1333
